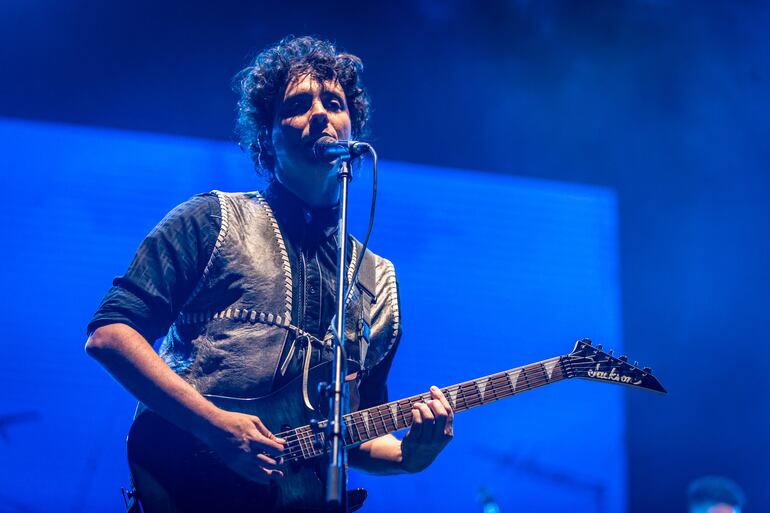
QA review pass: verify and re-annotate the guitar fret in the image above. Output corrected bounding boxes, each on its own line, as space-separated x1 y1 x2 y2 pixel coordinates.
446 386 458 409
297 428 309 459
498 372 515 398
371 406 383 434
488 374 503 401
311 428 324 458
369 410 378 438
380 405 394 432
288 433 301 461
459 382 476 410
398 400 410 430
349 413 362 443
344 414 355 444
521 366 531 392
542 359 557 382
377 405 391 433
306 427 319 458
371 407 382 436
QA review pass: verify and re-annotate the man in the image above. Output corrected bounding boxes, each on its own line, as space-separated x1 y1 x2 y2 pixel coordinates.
688 476 746 513
85 35 453 509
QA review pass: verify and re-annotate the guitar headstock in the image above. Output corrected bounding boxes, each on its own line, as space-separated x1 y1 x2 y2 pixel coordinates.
564 339 667 394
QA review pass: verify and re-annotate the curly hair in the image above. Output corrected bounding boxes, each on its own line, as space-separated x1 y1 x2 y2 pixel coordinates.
233 35 371 179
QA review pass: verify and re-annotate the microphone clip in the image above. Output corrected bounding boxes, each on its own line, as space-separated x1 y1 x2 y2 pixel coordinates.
313 137 371 161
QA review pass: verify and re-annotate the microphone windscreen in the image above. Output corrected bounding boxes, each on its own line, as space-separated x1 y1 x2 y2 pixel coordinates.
313 136 339 160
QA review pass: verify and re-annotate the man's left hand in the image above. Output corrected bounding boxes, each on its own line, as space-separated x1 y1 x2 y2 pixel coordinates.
400 385 454 473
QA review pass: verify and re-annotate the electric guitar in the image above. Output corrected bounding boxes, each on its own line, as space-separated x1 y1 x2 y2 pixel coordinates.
127 339 666 512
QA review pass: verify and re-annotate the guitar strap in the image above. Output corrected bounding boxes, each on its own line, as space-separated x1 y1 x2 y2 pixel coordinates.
296 239 377 411
355 245 377 377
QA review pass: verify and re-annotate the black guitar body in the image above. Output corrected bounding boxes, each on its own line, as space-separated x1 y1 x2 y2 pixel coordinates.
127 361 366 513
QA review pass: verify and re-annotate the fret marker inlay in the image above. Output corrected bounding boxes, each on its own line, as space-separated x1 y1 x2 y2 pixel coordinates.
389 403 399 426
543 360 557 380
360 411 372 438
508 369 522 391
476 378 490 401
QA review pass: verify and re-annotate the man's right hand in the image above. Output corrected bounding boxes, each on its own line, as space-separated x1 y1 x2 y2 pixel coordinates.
202 409 287 483
85 324 287 484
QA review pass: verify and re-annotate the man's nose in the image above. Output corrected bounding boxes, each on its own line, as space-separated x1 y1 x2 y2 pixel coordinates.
309 101 329 129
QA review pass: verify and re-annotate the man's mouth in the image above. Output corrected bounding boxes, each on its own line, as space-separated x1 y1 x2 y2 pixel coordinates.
304 133 336 147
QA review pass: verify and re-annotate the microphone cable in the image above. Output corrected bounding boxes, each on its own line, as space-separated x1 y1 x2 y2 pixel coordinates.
344 142 377 306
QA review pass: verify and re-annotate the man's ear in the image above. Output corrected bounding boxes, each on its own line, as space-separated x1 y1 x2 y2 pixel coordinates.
258 127 275 155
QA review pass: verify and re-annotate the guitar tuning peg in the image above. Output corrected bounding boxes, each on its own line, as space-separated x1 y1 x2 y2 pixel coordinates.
583 338 593 346
633 361 639 367
643 367 652 373
619 355 628 362
596 344 603 351
608 349 614 356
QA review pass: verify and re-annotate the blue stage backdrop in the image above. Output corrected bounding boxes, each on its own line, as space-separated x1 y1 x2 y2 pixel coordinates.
2 118 623 513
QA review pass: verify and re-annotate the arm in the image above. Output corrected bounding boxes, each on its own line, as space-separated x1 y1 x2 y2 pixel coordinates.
348 386 454 475
86 195 285 482
85 323 285 482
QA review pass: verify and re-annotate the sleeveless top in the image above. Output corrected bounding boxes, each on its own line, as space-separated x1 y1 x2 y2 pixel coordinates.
157 191 401 401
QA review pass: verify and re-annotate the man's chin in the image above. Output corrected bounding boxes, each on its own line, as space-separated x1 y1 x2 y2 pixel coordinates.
305 157 340 178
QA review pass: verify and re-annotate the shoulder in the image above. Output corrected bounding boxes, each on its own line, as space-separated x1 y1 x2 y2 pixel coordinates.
201 190 272 218
144 192 226 264
155 192 222 231
156 190 270 234
354 243 398 299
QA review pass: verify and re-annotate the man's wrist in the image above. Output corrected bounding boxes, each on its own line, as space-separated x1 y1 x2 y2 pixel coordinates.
398 439 430 474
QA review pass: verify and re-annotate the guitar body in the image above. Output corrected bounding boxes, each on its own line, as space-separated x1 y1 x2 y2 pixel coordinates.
127 361 367 513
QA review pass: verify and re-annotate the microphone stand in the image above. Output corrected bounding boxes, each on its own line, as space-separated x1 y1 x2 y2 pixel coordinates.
326 158 352 512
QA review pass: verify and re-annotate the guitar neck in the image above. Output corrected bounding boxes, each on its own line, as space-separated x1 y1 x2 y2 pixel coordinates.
289 355 568 459
287 339 666 461
343 355 566 446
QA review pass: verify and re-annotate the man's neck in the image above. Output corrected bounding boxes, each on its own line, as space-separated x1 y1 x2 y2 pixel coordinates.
265 181 339 235
274 175 339 208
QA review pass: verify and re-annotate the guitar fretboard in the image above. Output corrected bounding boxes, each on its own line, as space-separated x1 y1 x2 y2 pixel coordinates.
291 356 565 460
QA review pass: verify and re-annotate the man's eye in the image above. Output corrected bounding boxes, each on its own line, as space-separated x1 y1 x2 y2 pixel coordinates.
326 99 344 111
284 98 309 116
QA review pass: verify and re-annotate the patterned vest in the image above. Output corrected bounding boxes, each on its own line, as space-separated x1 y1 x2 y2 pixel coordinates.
157 191 401 399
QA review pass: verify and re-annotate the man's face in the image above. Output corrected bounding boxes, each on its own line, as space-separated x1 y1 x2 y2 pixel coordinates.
691 502 740 513
271 73 352 205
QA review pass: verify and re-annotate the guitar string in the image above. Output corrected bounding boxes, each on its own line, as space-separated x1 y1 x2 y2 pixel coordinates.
280 371 566 462
277 360 636 462
278 360 643 461
282 369 563 460
276 356 567 443
273 357 563 442
277 361 639 462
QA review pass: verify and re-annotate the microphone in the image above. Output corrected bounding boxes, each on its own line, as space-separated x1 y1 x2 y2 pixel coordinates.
313 136 370 161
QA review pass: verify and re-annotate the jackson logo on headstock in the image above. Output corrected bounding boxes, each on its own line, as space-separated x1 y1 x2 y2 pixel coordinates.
587 364 641 385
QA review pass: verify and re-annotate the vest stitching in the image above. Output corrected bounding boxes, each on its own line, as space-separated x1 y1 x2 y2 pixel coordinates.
383 260 400 354
347 240 359 287
179 307 329 348
253 191 293 323
180 191 231 311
